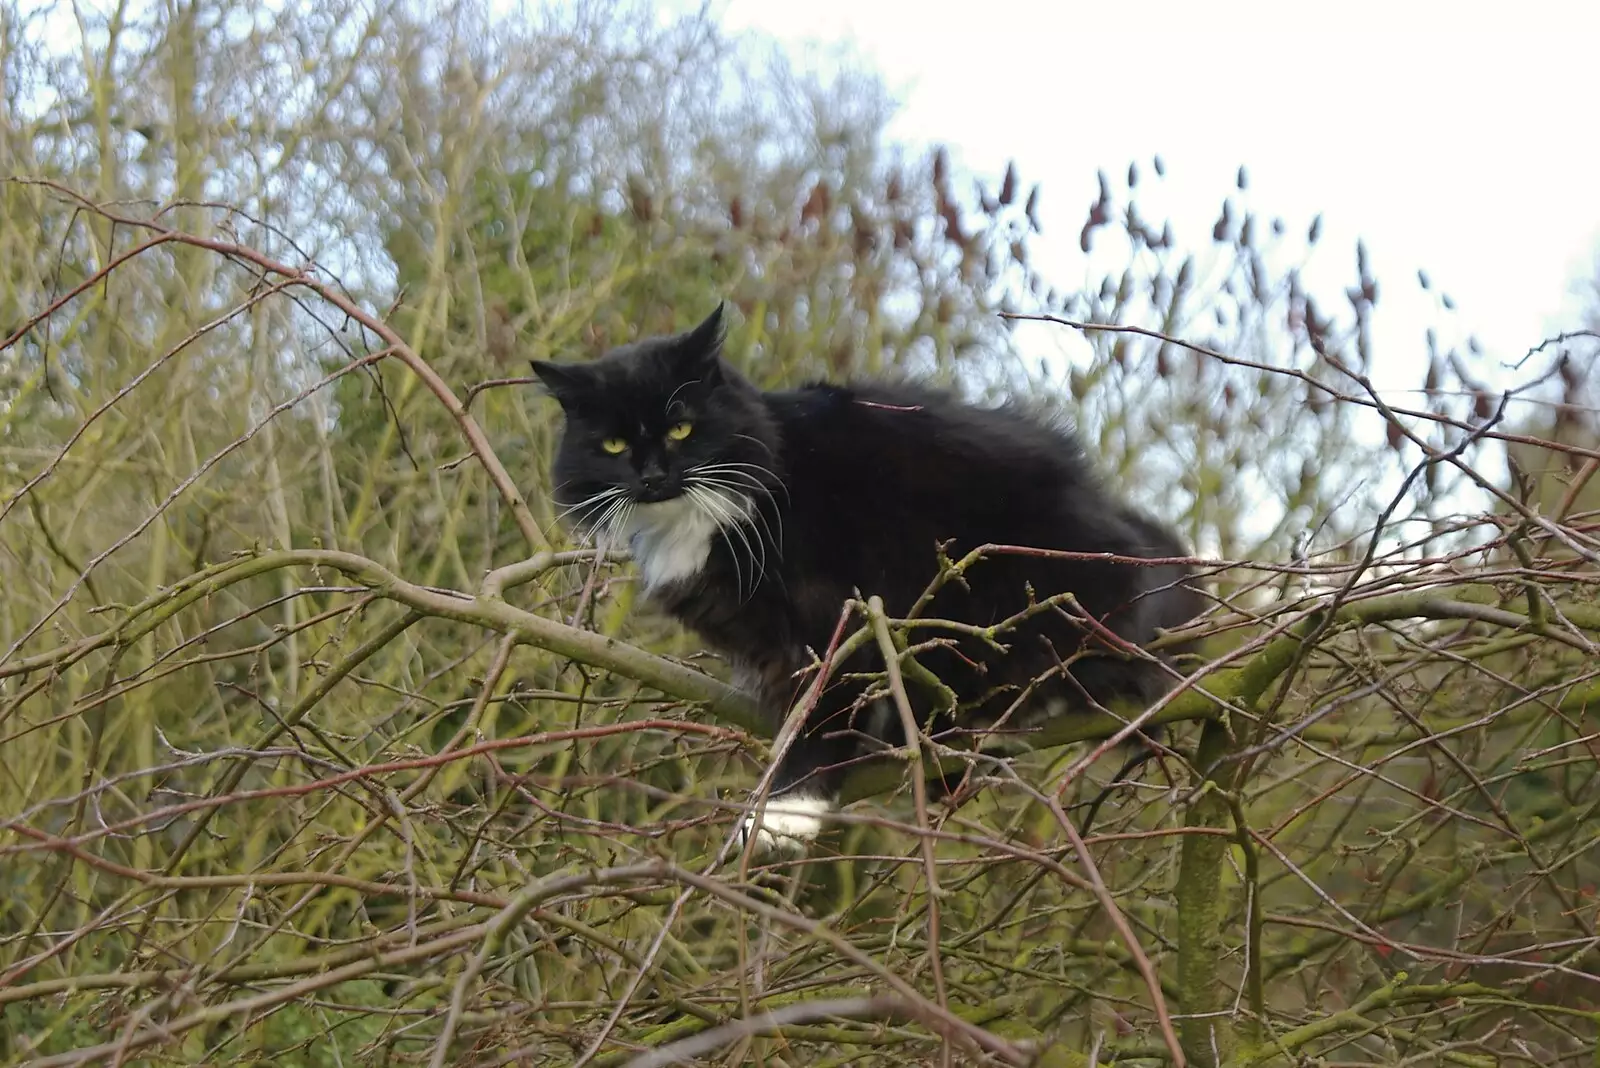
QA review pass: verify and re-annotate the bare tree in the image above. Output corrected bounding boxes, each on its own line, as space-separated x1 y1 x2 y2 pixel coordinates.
3 3 1599 1066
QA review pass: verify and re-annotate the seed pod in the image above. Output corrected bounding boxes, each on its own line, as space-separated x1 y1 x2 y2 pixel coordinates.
999 161 1018 205
1213 200 1231 242
800 181 829 226
1176 256 1195 292
627 175 654 222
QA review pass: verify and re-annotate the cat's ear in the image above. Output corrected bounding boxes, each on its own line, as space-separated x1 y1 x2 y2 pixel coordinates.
671 303 727 382
529 359 592 409
686 302 726 355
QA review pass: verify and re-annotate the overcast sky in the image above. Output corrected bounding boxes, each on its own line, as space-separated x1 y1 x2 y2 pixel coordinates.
695 0 1599 394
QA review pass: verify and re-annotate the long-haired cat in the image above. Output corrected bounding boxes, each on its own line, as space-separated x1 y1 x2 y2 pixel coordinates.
531 305 1202 853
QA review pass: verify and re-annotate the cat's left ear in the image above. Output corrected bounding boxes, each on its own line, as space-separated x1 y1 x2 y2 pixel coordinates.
529 359 591 410
673 302 727 382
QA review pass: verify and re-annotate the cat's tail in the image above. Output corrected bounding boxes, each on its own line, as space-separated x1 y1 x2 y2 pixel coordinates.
1071 507 1201 832
1071 739 1163 834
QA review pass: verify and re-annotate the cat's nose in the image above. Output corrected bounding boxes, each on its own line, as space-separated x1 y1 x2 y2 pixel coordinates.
636 468 676 501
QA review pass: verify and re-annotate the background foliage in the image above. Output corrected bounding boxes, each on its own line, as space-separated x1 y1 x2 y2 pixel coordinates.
3 2 1600 1065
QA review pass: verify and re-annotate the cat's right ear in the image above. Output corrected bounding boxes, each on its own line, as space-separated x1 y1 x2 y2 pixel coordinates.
668 302 727 385
529 360 590 409
684 302 726 358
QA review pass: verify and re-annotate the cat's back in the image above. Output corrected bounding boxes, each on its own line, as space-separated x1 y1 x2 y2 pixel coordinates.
764 379 1096 488
760 377 1122 571
756 375 1195 643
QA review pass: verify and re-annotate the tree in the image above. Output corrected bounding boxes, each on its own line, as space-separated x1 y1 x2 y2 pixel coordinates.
4 2 1599 1065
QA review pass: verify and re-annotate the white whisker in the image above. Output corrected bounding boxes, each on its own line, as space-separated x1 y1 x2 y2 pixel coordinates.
687 486 745 596
692 480 778 517
687 474 783 558
664 379 702 414
731 432 778 459
689 461 788 500
556 486 626 526
693 484 768 598
590 494 632 548
609 501 635 551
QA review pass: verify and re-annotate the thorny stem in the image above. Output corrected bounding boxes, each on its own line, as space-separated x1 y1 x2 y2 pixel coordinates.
867 595 951 1060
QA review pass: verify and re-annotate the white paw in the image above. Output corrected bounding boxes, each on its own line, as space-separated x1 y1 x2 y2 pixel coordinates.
738 795 831 857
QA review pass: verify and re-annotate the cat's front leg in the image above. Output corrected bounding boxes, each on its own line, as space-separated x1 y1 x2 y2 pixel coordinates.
737 793 833 856
736 728 852 858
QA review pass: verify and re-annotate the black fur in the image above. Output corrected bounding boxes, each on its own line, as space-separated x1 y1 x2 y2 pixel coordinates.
531 305 1203 811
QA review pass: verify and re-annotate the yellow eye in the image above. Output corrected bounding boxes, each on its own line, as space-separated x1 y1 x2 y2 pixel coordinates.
601 437 628 455
666 421 693 442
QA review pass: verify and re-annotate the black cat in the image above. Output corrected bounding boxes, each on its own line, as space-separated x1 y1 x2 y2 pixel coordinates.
531 305 1203 853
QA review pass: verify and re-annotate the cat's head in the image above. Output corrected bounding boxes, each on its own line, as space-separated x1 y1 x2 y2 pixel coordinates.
530 304 781 545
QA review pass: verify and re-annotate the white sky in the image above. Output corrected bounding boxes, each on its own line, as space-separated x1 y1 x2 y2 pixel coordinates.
700 0 1600 391
32 0 1600 395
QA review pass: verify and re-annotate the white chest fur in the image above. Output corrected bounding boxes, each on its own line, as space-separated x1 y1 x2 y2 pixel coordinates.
619 496 725 592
